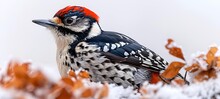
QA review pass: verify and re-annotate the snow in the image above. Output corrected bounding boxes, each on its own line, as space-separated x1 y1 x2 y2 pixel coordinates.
108 84 140 99
0 88 13 99
140 73 220 99
0 58 220 99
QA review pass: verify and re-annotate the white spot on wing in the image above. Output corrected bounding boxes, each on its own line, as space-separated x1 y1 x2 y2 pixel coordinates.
143 59 153 65
116 43 121 48
103 45 109 52
145 58 151 62
148 52 153 58
156 56 161 61
138 53 147 60
139 57 142 60
111 44 117 49
124 52 129 56
150 65 160 70
154 61 158 64
120 42 126 46
130 51 135 55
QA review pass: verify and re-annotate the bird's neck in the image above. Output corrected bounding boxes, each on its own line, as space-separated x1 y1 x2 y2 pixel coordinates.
55 34 76 56
69 22 102 57
55 22 102 56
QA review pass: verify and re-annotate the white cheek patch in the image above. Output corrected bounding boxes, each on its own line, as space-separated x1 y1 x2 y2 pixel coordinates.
66 25 90 33
86 22 101 39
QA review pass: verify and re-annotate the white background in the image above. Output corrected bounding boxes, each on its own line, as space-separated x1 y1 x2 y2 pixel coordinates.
0 0 220 68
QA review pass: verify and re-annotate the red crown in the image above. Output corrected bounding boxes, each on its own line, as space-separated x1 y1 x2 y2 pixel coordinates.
54 6 99 22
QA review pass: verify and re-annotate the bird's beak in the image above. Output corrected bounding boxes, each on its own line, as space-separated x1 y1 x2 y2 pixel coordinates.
32 17 62 28
32 19 57 28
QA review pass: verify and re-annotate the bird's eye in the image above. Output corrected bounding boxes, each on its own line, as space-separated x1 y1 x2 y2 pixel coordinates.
64 16 77 25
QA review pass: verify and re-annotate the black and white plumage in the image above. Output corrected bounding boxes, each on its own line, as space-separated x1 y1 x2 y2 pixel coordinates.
85 31 168 71
32 6 168 88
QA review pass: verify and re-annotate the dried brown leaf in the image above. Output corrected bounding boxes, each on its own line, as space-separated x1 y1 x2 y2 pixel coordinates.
165 39 185 60
78 71 90 79
61 77 74 87
81 88 94 98
98 83 109 99
215 56 220 68
55 88 72 99
50 84 61 93
194 68 217 82
13 63 29 79
68 70 76 78
7 61 18 76
4 78 26 89
72 79 84 91
3 61 30 89
165 39 174 49
169 47 185 60
185 63 200 72
209 68 217 79
206 47 218 66
161 62 185 79
29 71 47 87
172 78 185 86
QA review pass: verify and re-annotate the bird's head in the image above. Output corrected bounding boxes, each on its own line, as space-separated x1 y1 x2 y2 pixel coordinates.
33 6 101 48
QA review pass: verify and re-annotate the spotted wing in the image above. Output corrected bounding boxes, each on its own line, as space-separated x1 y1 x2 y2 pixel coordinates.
86 31 168 72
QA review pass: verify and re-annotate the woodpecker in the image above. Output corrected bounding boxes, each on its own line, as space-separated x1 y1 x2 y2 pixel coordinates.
32 6 169 88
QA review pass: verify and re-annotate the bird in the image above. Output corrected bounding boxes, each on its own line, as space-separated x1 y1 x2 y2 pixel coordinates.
32 6 169 88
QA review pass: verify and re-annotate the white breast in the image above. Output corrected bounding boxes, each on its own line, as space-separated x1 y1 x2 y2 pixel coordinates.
56 46 72 77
